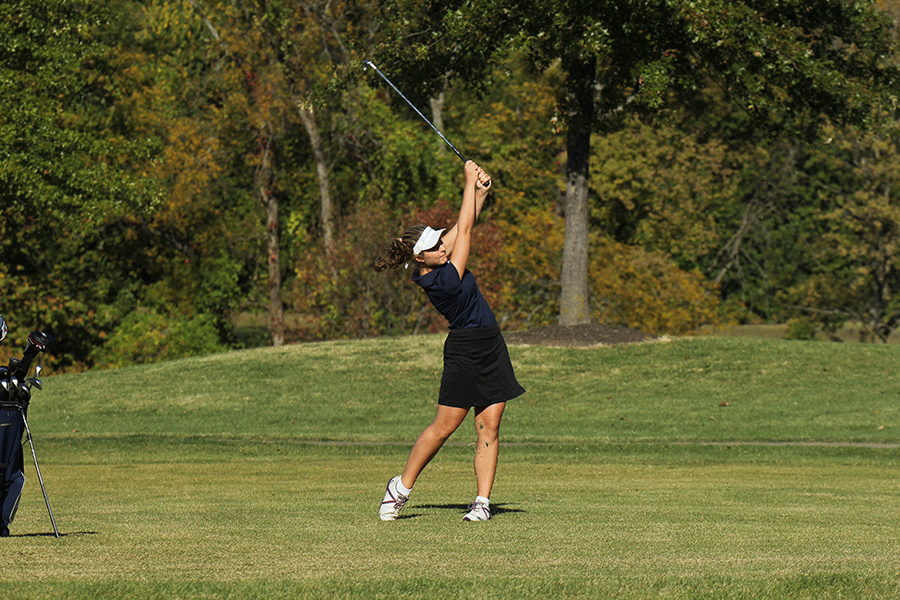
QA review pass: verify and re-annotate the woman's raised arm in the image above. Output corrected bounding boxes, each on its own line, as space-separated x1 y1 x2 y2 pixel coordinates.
443 161 491 278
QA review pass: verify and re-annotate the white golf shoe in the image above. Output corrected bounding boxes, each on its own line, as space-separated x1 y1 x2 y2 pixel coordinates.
463 500 491 522
379 476 409 521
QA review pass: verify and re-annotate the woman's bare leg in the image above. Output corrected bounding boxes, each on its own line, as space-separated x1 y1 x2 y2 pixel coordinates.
472 402 506 499
400 405 469 489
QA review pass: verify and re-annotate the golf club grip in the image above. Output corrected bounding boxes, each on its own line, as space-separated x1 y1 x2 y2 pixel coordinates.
12 346 39 380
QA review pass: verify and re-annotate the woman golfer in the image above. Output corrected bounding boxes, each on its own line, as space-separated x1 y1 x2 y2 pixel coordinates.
372 160 525 522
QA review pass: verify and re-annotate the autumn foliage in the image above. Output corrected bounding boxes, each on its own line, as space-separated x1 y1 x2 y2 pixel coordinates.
2 0 898 371
289 198 724 341
290 199 502 341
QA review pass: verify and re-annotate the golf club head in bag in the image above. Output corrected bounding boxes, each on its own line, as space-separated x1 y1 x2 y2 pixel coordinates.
10 331 53 382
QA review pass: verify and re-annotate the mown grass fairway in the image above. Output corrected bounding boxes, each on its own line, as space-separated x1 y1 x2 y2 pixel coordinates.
1 336 898 599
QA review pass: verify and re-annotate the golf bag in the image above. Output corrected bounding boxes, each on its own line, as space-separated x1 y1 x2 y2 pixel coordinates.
0 315 55 537
0 401 26 536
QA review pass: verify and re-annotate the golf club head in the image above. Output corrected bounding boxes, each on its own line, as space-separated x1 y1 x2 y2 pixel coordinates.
35 365 42 378
11 333 52 381
362 60 376 71
26 377 42 391
0 314 6 342
27 331 54 353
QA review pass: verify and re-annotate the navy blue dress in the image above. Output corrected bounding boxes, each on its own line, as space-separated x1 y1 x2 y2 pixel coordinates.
413 263 525 408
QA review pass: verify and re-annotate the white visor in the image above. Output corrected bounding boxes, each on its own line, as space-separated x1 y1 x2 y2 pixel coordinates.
412 226 446 255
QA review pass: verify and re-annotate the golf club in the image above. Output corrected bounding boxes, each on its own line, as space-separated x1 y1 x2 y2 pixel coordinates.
20 407 59 538
363 60 481 174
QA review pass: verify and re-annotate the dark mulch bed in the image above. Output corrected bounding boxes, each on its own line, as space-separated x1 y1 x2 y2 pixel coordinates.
504 322 656 348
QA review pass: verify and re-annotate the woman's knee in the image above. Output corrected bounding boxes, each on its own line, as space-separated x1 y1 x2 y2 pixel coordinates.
428 405 468 439
474 402 505 436
425 421 457 441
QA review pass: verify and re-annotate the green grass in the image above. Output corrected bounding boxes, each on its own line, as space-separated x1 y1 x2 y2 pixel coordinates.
1 336 899 599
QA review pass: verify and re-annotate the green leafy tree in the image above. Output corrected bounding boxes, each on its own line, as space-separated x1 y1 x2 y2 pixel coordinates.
0 0 161 370
590 116 736 268
0 0 158 224
83 0 267 364
375 0 899 326
176 0 385 345
789 124 900 341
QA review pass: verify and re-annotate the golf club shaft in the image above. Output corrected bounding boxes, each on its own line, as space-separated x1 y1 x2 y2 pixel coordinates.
363 61 467 162
20 409 59 538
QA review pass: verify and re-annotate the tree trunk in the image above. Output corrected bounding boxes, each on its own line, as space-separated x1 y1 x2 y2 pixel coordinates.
258 128 284 347
430 90 456 194
430 92 445 154
559 56 596 326
298 105 334 256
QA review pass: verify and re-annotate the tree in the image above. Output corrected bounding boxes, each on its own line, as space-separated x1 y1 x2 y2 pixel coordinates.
590 116 736 267
0 0 160 369
111 0 272 355
138 0 353 347
0 0 158 225
180 0 292 345
376 0 899 325
788 124 900 341
181 0 381 344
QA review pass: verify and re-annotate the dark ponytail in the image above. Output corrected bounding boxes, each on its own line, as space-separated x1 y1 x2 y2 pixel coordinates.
372 224 429 272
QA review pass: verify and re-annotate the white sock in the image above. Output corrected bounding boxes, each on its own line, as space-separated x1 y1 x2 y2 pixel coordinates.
475 495 490 506
396 478 412 496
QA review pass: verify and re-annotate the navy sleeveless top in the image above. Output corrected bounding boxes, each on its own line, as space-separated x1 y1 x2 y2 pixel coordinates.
412 262 497 329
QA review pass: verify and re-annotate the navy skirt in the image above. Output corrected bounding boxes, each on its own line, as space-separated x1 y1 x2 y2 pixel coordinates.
438 325 525 408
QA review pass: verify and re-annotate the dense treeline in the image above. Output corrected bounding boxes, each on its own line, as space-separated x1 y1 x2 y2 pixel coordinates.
1 0 898 371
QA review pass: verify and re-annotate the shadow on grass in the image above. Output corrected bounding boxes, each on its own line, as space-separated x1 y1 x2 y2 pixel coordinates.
10 531 99 538
398 503 524 520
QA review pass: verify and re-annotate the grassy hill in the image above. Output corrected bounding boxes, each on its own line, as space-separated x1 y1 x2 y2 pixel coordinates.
29 334 898 444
